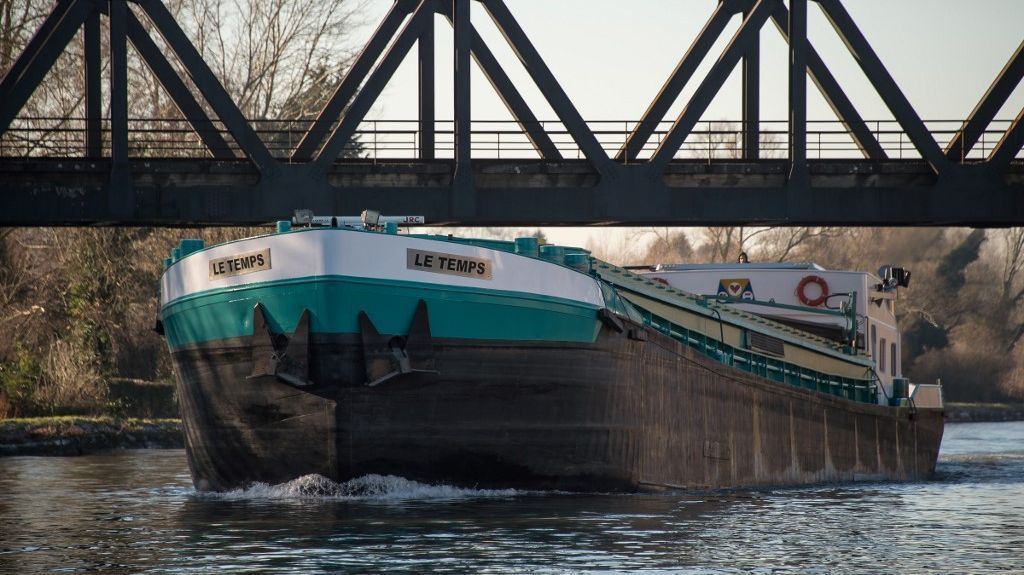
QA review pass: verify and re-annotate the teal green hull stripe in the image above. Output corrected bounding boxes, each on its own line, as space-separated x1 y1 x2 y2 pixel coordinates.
161 275 601 348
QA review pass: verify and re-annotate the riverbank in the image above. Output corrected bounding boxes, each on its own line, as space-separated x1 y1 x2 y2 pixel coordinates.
1 403 1021 457
944 402 1024 423
0 416 183 456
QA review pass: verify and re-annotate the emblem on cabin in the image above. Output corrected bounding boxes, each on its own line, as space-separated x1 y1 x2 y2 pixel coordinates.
718 278 754 300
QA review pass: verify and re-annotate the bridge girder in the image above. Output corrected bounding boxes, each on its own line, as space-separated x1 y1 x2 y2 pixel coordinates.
1 0 1023 226
2 158 1021 227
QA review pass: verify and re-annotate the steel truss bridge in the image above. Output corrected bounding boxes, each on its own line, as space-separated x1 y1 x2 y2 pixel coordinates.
1 0 1023 226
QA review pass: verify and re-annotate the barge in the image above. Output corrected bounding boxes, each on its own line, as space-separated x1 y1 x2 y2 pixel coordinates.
158 213 943 491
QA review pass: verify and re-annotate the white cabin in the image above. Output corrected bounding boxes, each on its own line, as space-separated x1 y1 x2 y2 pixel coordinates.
639 263 905 400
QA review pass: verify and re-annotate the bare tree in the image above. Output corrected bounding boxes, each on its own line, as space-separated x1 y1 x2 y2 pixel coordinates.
635 228 694 265
685 120 783 162
2 0 365 157
753 227 838 262
697 226 774 263
685 122 834 264
0 229 44 336
978 228 1024 351
0 0 367 415
0 0 87 155
0 0 46 72
996 228 1024 309
169 0 365 121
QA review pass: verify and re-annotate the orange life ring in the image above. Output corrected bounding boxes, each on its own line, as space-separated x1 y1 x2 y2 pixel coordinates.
797 275 829 306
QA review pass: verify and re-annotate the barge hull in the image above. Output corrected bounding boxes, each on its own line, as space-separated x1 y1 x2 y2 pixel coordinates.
170 321 943 492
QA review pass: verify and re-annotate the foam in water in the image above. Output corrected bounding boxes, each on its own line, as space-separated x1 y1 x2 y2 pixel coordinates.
206 474 521 502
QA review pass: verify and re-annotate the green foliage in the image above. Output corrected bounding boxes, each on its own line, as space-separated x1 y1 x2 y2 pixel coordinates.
65 263 114 376
107 380 179 419
0 415 180 429
0 416 183 455
0 346 41 417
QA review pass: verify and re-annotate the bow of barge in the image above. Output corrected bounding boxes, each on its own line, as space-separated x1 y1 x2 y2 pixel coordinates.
158 216 943 492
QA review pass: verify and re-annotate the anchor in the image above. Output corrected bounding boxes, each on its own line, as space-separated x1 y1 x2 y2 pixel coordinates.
359 299 438 387
249 304 313 387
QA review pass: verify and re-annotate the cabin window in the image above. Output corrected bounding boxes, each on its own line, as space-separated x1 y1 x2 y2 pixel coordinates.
891 342 897 376
879 338 887 374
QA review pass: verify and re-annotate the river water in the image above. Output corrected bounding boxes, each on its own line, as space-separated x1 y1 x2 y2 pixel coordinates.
1 421 1022 574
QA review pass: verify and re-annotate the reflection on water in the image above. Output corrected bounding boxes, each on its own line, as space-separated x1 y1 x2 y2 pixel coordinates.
1 421 1022 574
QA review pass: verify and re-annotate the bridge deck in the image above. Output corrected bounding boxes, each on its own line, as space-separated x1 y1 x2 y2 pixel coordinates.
2 0 1022 226
3 157 1021 226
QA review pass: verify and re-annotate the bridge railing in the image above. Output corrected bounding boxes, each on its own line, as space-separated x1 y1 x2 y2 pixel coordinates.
0 118 1017 163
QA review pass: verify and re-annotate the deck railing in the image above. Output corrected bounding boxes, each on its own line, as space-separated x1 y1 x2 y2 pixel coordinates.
640 307 878 405
1 117 1016 163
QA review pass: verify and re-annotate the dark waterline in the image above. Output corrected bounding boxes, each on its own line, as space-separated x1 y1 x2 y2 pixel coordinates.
1 421 1022 574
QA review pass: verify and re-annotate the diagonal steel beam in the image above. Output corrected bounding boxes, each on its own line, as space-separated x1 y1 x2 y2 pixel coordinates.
649 0 775 172
439 6 561 159
617 1 735 162
313 1 433 170
469 26 561 160
769 4 885 160
0 0 75 99
482 0 610 173
947 39 1024 161
137 0 273 171
292 0 418 162
818 0 945 173
0 0 92 135
988 105 1024 171
125 11 234 159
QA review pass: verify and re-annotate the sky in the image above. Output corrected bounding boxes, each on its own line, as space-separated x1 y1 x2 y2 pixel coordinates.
345 0 1024 248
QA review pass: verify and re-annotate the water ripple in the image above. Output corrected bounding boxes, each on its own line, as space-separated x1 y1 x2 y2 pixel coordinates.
204 473 523 502
0 423 1022 574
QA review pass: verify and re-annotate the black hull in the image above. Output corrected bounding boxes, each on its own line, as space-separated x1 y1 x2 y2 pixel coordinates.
171 322 944 492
